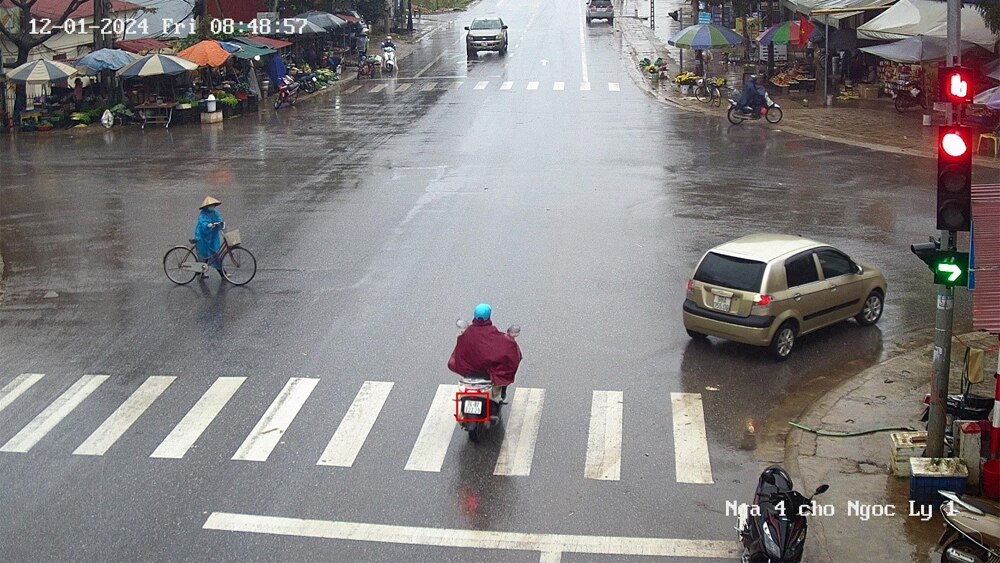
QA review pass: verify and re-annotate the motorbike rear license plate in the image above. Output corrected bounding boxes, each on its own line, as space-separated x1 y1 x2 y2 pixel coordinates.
712 295 731 312
463 400 483 415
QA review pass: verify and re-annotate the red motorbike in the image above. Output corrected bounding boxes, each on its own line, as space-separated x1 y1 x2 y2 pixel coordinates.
273 75 299 109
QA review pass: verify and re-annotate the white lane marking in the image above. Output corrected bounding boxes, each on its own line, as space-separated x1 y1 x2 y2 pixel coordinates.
151 377 246 459
671 393 714 484
395 83 411 92
317 381 394 467
581 82 591 91
553 81 565 91
584 390 623 481
421 81 438 91
578 0 589 84
540 552 562 563
203 512 739 558
404 384 458 472
494 387 545 476
232 378 319 462
608 82 620 91
500 81 513 90
343 85 362 95
449 81 464 90
415 48 450 78
0 375 110 453
474 81 489 90
0 373 44 415
526 81 539 91
73 376 176 456
369 84 387 93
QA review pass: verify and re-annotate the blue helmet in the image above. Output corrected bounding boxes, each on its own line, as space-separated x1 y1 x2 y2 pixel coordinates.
473 303 492 320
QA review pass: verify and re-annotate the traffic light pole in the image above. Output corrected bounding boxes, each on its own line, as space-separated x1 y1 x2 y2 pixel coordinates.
926 0 964 458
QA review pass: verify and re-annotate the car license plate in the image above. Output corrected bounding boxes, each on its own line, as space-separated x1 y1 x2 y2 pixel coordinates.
463 401 483 415
711 295 732 312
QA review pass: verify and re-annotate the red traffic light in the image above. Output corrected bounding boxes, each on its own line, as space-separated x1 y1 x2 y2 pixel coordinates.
941 131 968 157
939 65 974 104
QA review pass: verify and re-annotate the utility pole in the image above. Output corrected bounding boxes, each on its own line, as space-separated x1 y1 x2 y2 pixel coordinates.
650 0 655 30
926 0 964 458
93 0 108 50
407 0 413 33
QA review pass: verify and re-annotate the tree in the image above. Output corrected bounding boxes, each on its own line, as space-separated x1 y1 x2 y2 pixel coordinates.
977 1 1000 36
0 0 90 112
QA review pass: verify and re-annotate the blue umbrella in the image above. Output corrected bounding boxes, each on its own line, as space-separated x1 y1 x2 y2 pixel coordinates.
217 41 243 53
75 48 137 73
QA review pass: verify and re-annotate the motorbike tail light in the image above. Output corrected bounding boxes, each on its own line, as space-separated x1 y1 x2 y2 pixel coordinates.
760 107 768 116
754 294 772 306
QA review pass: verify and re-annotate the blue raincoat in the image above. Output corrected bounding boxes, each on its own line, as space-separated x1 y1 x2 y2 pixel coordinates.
194 208 224 263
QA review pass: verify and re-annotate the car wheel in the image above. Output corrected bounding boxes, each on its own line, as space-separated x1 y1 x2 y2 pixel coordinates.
769 321 797 361
686 329 708 340
608 17 614 25
467 48 476 58
587 18 592 24
855 290 884 326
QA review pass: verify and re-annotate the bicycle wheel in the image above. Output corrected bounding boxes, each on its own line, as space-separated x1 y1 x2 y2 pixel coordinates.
163 246 198 285
220 246 257 286
710 85 722 107
695 84 710 103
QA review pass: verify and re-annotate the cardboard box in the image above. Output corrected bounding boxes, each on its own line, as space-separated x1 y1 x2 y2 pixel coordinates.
200 111 223 124
858 83 880 99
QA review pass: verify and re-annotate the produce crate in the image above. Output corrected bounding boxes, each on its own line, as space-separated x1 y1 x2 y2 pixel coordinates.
909 457 968 509
889 431 927 477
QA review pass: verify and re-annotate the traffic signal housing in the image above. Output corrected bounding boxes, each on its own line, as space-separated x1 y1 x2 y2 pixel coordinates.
937 126 973 232
911 241 970 287
939 66 975 105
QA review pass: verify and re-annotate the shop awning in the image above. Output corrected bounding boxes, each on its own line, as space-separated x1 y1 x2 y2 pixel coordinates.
247 36 293 50
334 13 360 24
114 38 172 54
857 0 996 50
808 0 895 22
226 42 276 60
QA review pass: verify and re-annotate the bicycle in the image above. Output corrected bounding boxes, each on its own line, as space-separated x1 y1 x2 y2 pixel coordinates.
163 229 257 286
694 77 728 107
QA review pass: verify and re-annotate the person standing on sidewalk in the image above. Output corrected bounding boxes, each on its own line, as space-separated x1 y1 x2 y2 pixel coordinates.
356 30 369 64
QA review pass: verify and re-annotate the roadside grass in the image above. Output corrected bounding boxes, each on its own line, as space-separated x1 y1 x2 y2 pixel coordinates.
414 0 474 12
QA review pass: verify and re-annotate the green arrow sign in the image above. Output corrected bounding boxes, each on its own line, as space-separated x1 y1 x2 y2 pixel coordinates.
937 263 962 282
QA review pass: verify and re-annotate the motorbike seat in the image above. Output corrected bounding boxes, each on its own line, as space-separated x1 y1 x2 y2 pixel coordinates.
460 376 492 386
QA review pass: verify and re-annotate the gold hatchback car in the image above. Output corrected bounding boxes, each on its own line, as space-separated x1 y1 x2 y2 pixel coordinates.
682 234 887 361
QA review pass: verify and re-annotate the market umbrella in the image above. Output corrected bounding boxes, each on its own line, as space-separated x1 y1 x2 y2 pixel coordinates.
294 10 346 30
974 85 1000 110
758 17 814 46
668 23 744 50
6 59 78 83
982 58 1000 81
75 48 138 73
859 35 978 64
177 40 232 68
117 54 198 77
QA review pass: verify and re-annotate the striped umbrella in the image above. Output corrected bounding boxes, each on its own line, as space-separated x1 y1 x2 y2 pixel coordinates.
757 21 798 45
117 54 198 77
6 59 78 83
668 23 744 50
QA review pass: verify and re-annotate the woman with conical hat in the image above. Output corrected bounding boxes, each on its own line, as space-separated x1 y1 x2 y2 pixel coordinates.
194 196 225 279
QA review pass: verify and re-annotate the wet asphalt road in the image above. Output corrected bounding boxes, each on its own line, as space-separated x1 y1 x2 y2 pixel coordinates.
0 0 975 560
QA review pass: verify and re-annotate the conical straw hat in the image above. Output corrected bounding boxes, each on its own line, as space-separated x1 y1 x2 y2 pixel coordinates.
200 196 222 209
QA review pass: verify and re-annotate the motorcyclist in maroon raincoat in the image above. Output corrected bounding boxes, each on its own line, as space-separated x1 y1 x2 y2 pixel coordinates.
448 303 521 400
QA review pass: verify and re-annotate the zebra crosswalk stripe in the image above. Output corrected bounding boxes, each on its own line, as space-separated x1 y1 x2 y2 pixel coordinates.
474 81 489 90
449 81 464 90
671 392 713 484
608 82 620 91
369 84 388 93
404 384 458 472
494 387 545 476
554 82 565 91
0 375 110 453
318 381 394 467
584 390 623 481
581 82 591 91
421 81 437 91
74 376 176 456
395 83 412 92
0 373 44 415
526 81 539 91
150 377 246 459
344 85 362 95
232 377 319 462
500 81 513 90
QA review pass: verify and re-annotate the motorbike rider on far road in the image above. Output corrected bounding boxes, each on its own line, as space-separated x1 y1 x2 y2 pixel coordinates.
381 36 396 50
448 303 522 403
737 74 766 116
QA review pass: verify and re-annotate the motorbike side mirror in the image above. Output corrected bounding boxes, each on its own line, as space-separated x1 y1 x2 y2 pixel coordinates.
814 484 829 496
457 319 469 330
761 472 776 485
507 325 520 337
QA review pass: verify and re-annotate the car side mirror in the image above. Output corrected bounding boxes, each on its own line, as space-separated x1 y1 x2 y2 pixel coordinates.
854 263 863 274
464 26 470 30
502 25 508 29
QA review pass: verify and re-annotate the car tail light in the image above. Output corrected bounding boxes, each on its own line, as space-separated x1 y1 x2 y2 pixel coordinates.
687 279 694 293
754 294 772 306
923 393 931 405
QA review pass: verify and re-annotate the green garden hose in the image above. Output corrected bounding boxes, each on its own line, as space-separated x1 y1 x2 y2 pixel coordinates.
788 421 916 437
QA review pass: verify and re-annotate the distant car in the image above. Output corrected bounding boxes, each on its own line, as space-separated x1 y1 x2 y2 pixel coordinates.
465 17 508 58
682 234 887 361
586 0 614 24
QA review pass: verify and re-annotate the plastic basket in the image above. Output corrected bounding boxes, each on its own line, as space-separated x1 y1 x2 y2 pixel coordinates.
224 229 241 247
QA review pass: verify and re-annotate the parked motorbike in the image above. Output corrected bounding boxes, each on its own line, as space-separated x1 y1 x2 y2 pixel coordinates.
357 55 380 79
938 490 1000 563
295 71 318 93
893 82 926 113
728 91 783 125
737 465 829 562
273 75 299 109
382 46 397 74
453 320 519 443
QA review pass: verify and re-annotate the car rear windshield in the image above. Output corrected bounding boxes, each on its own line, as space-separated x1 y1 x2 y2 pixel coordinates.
693 252 766 292
591 1 612 5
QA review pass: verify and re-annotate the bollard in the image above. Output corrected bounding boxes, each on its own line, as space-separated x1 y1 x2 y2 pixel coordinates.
957 421 982 493
826 94 834 106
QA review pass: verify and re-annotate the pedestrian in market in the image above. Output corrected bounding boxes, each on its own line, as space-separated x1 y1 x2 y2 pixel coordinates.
73 78 84 111
356 30 369 63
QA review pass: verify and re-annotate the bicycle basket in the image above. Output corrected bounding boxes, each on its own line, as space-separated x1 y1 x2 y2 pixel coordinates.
224 229 241 247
